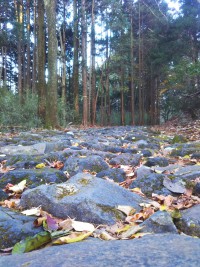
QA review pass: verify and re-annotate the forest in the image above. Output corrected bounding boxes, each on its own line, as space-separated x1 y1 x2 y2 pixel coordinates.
0 0 200 129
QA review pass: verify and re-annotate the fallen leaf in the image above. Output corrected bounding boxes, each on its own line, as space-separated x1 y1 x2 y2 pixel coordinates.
52 231 92 245
46 215 59 231
99 231 117 240
34 217 46 227
72 221 95 232
35 163 46 169
116 205 136 216
131 232 151 238
131 187 145 197
21 206 41 216
12 231 51 254
120 225 144 239
51 161 64 170
59 218 73 231
8 180 26 193
3 200 17 209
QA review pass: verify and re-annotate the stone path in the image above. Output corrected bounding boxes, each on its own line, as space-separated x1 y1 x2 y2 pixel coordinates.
0 126 200 265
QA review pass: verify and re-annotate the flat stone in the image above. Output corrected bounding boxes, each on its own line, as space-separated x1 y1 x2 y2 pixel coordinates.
0 234 200 267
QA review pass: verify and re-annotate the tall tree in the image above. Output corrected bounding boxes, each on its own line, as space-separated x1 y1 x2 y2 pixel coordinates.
37 0 46 124
90 0 96 125
44 0 59 128
81 0 88 126
73 0 79 115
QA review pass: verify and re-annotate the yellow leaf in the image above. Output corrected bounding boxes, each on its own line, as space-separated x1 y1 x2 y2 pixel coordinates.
36 163 46 169
72 143 79 147
183 155 190 159
99 231 117 241
116 225 131 234
52 231 92 245
160 205 167 211
131 232 151 239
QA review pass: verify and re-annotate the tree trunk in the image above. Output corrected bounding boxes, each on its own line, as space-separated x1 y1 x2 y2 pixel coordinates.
44 0 59 128
73 0 79 115
26 0 31 93
32 0 37 94
81 0 88 126
15 0 23 103
37 0 46 124
130 11 135 125
91 0 96 125
121 68 125 126
60 0 67 125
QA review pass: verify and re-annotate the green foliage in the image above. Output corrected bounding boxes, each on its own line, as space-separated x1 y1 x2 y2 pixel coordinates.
0 89 41 128
57 98 81 127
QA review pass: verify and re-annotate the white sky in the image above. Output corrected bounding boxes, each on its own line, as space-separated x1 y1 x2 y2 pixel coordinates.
167 0 180 10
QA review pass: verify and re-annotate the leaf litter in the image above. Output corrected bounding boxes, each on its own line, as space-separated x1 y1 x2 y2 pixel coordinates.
1 122 200 254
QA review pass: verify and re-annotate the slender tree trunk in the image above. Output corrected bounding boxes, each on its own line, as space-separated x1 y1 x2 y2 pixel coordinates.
26 0 31 93
73 0 79 115
91 0 96 125
121 68 125 126
105 23 111 126
3 47 7 87
81 0 88 126
37 0 46 124
44 0 59 128
138 0 144 125
60 0 67 125
15 0 23 103
130 11 135 125
32 0 37 93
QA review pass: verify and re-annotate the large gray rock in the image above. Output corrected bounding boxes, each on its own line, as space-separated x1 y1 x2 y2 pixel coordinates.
20 173 147 225
0 207 42 249
175 204 200 237
141 211 178 234
1 234 200 267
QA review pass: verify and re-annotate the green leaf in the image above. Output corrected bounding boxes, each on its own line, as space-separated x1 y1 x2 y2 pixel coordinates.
12 231 51 254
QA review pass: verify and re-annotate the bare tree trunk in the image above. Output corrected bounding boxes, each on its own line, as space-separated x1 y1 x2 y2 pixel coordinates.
15 0 23 103
138 0 145 125
37 0 46 124
90 0 96 125
32 0 37 93
60 1 67 125
81 0 88 126
26 0 31 93
73 0 79 115
44 0 59 128
121 68 125 126
3 47 7 87
130 11 135 125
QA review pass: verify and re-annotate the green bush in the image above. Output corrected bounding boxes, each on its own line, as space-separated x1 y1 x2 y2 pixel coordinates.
0 89 41 129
